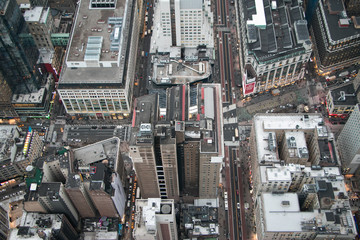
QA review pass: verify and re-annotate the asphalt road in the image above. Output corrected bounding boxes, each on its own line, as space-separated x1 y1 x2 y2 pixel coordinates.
65 125 130 145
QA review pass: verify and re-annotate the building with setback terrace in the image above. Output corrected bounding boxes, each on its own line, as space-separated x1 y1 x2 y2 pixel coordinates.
238 0 312 96
57 0 142 119
249 115 357 239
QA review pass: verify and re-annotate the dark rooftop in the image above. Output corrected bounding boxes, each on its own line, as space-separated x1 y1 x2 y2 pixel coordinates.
330 83 358 106
320 0 360 42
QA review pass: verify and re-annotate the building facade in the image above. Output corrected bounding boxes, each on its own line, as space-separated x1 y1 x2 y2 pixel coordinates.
24 7 54 50
337 104 360 173
0 0 41 94
310 0 360 75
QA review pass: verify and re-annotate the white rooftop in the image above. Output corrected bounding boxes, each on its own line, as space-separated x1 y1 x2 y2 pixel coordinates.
265 166 292 182
11 88 45 104
134 198 175 239
253 114 324 164
9 212 63 240
262 193 316 232
24 7 49 24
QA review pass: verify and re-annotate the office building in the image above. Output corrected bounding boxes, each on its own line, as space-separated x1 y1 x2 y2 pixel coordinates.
326 82 358 119
24 7 54 50
65 173 97 218
337 104 360 173
238 0 312 96
310 0 360 75
57 0 141 119
133 198 177 240
24 182 79 226
130 94 180 200
130 84 223 199
181 199 219 239
151 0 214 52
250 114 340 196
82 218 120 240
0 73 17 118
0 205 9 240
0 0 41 95
0 126 43 182
172 84 224 198
9 212 78 240
71 137 126 218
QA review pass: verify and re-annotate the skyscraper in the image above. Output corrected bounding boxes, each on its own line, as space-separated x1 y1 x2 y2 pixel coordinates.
0 0 40 94
337 104 360 174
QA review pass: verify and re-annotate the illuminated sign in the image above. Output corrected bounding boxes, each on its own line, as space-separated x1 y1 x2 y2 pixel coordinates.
23 127 33 155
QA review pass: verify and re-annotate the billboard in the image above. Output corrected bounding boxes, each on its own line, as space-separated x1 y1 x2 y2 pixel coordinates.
242 73 256 96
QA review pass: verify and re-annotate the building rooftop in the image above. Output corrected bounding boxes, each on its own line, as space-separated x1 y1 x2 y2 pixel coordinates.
245 0 311 63
59 0 131 86
9 212 65 240
82 217 119 239
0 126 21 163
260 172 357 236
24 7 49 23
66 0 125 62
253 114 324 163
134 199 175 238
73 137 120 170
11 88 46 104
329 83 358 106
152 58 212 85
320 0 360 43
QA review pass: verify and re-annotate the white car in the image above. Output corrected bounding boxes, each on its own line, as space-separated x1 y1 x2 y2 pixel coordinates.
237 203 240 209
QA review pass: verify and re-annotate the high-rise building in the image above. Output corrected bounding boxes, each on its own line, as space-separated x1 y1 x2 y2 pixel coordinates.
0 72 17 118
65 173 98 218
310 0 360 75
238 0 312 96
133 198 178 240
57 0 141 119
0 0 41 95
129 94 180 200
71 137 127 218
344 0 360 16
150 0 213 52
0 205 9 240
337 104 360 173
24 7 54 50
130 84 224 199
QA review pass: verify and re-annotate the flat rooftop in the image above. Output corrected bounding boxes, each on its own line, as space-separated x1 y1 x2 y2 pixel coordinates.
11 88 45 104
24 7 49 23
245 0 311 63
153 60 211 85
9 212 64 240
321 0 360 42
0 125 20 162
330 83 358 106
67 0 125 62
262 193 313 232
253 113 324 163
73 137 120 167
